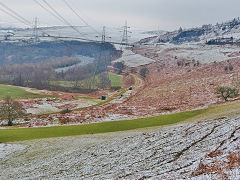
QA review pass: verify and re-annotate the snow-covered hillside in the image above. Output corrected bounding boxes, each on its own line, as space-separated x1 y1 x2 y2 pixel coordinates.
0 25 161 44
0 116 239 179
113 49 155 67
143 17 240 44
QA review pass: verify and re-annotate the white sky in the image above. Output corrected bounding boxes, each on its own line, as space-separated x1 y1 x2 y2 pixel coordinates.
0 0 240 31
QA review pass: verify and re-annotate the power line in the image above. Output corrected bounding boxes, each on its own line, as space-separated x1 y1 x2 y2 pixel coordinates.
61 0 101 35
99 26 112 43
40 0 86 36
0 6 27 25
0 2 130 83
0 1 85 54
120 21 131 49
121 21 131 45
32 0 97 41
40 0 74 26
0 2 32 25
32 17 40 44
33 0 66 24
102 26 106 43
0 1 127 45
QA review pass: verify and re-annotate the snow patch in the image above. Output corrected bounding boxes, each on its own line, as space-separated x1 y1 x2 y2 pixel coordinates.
0 144 25 159
114 49 155 67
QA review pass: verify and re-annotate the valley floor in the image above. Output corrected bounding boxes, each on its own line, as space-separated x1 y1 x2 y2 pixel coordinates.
1 44 240 179
0 114 239 179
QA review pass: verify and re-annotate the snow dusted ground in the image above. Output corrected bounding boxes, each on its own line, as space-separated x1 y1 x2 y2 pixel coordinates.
21 98 97 115
33 99 95 114
19 87 54 95
156 43 240 64
15 87 99 115
114 49 155 67
0 144 25 159
0 116 239 179
3 26 156 44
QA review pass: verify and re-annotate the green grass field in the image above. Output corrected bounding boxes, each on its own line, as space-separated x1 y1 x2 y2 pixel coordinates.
2 78 239 143
108 73 123 87
0 84 57 100
0 109 205 143
51 73 122 89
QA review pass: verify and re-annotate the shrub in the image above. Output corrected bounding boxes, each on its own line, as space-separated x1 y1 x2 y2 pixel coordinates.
177 61 183 67
60 108 72 114
140 67 149 78
130 68 137 73
216 86 238 101
227 151 240 169
58 117 71 124
224 65 234 71
113 62 125 74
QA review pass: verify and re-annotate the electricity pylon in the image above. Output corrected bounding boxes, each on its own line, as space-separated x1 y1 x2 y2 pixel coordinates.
32 17 40 44
121 21 131 49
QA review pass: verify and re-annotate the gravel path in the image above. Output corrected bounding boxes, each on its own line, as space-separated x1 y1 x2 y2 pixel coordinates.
0 117 239 179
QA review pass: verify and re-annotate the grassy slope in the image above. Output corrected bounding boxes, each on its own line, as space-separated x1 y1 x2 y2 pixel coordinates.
188 101 240 121
2 79 240 143
0 109 205 143
108 73 122 87
50 73 122 89
0 84 56 100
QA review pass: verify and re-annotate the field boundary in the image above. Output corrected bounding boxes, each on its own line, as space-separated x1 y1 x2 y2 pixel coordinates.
0 109 205 143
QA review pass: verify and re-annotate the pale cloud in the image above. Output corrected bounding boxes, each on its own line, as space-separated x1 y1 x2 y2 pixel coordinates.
0 0 239 30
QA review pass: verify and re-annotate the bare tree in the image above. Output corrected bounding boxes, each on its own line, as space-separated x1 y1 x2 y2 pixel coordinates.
98 72 111 89
0 96 26 126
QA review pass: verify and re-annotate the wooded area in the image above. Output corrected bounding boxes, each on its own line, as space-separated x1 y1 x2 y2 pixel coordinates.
0 41 121 93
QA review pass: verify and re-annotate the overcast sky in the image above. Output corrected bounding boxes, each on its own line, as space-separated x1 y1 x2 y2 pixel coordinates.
0 0 240 31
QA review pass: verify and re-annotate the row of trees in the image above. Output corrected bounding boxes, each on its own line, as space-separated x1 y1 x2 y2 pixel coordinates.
113 61 149 79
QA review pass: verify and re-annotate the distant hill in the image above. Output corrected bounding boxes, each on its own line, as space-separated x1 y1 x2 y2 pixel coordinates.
0 25 158 44
141 17 240 44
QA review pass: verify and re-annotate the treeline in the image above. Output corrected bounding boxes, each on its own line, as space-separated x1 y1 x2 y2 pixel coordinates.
0 41 121 93
0 41 120 65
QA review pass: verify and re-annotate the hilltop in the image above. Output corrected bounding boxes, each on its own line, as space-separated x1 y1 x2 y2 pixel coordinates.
141 17 240 44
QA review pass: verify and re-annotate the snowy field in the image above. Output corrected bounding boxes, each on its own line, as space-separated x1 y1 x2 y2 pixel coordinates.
114 49 155 67
21 98 98 115
156 43 240 64
15 87 99 115
0 116 239 179
0 144 25 159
